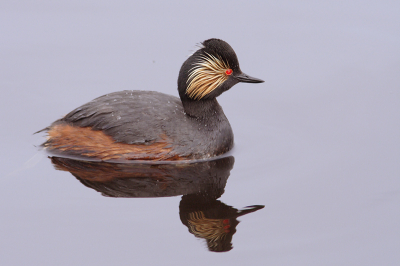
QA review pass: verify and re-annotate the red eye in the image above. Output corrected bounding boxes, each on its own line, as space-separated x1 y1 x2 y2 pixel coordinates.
225 69 233 75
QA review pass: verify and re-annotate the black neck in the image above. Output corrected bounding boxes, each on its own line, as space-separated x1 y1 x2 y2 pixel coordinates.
180 96 222 119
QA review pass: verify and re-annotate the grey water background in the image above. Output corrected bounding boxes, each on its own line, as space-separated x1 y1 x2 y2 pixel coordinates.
1 1 399 265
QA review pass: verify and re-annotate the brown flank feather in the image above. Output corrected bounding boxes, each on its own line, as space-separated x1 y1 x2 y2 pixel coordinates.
45 124 184 161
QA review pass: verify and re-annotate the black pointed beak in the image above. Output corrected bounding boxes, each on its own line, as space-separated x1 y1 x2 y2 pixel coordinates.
234 72 264 83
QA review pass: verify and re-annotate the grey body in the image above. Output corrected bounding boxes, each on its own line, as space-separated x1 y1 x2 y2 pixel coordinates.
55 90 234 159
44 39 264 160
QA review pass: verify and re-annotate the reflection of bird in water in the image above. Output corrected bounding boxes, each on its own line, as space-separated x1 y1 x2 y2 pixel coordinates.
51 156 234 198
180 194 264 252
49 155 264 252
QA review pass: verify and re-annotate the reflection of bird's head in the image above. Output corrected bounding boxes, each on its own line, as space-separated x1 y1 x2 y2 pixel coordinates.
180 195 264 252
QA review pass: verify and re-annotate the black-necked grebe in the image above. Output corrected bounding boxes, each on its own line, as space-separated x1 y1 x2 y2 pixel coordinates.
41 39 264 161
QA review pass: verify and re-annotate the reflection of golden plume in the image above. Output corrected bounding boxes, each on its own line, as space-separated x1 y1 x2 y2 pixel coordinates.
188 211 230 250
186 52 231 100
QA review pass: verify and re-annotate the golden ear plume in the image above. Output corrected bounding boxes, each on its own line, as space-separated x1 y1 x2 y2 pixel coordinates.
186 52 231 100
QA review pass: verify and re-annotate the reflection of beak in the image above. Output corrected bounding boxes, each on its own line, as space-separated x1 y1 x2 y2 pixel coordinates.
236 205 265 217
234 72 264 83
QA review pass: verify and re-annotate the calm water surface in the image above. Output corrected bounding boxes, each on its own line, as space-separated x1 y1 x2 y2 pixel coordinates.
1 1 399 265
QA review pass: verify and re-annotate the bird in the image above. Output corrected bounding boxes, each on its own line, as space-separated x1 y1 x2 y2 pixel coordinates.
40 38 264 162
